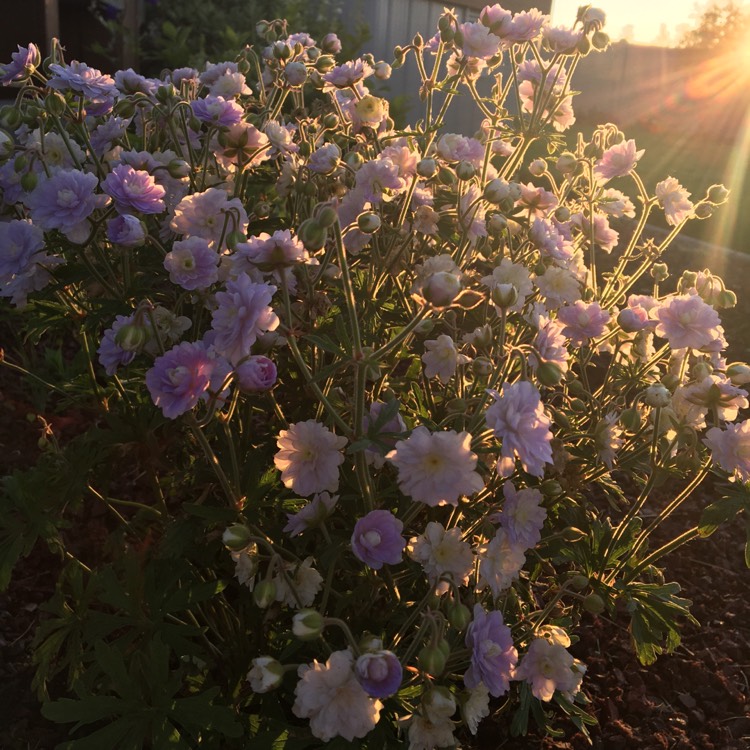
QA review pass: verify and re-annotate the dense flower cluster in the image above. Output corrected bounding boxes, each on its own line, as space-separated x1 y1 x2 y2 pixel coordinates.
0 5 743 748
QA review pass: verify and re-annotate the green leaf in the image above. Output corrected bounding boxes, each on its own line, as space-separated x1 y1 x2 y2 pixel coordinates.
41 695 125 726
698 495 745 537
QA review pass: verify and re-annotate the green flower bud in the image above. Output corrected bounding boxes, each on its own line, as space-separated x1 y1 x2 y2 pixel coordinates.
583 592 605 614
298 218 328 251
20 171 38 192
555 152 578 175
568 574 589 591
717 289 737 308
694 202 713 220
472 356 493 376
419 644 447 676
455 161 475 181
292 609 325 640
322 113 339 129
726 362 750 385
591 31 610 50
446 601 472 631
315 55 336 73
491 283 518 309
561 526 586 542
253 580 277 608
414 318 435 336
357 212 381 233
437 166 457 186
620 407 642 432
644 383 671 408
570 398 587 413
222 524 252 551
650 262 669 282
486 213 507 234
536 361 564 387
45 91 67 117
315 205 338 228
114 322 149 352
540 479 563 498
706 184 730 204
417 158 438 178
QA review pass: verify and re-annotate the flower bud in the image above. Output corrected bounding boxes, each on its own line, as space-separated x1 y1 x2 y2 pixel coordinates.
284 61 308 87
222 524 252 551
536 361 564 387
321 33 342 54
423 271 462 307
446 601 472 630
568 574 589 591
486 213 507 234
417 158 438 178
472 356 493 376
706 184 730 205
315 55 336 73
357 212 381 233
255 201 271 219
691 361 713 381
45 91 67 117
620 407 642 432
583 592 605 614
726 362 750 385
555 152 578 175
529 158 546 176
437 166 457 186
483 178 511 204
617 307 649 333
423 685 456 723
562 527 586 542
418 644 447 676
717 289 737 308
591 31 610 50
567 378 585 396
446 397 467 413
373 61 392 80
540 479 563 498
345 151 364 170
455 161 475 181
20 171 38 192
644 383 671 408
322 112 339 129
253 579 277 608
247 656 284 693
650 262 669 282
315 205 338 228
694 202 713 220
415 318 435 335
114 322 149 352
292 609 325 640
298 218 328 251
569 398 587 412
491 283 518 309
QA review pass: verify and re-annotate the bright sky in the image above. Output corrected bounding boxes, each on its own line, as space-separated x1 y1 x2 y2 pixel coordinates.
551 0 749 46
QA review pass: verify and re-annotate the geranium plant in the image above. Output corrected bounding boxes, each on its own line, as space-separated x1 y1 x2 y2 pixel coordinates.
1 4 748 748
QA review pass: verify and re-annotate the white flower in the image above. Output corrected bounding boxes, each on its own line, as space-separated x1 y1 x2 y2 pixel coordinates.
481 258 534 313
514 637 581 701
387 426 484 506
476 528 526 596
274 420 347 496
534 266 581 309
292 650 382 742
247 656 284 693
273 556 324 608
406 714 455 750
230 544 258 589
422 334 470 384
656 176 693 226
407 521 474 586
461 682 490 735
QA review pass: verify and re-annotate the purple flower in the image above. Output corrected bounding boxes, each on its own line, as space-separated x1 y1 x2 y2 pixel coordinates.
48 61 117 107
557 301 611 346
163 236 219 290
191 95 243 127
90 116 131 156
464 604 518 697
106 215 146 247
98 314 138 375
114 68 158 96
1 43 40 85
145 341 223 419
351 509 405 569
283 492 337 537
485 380 553 478
102 164 166 215
210 274 279 365
25 169 101 241
235 355 277 391
355 650 402 698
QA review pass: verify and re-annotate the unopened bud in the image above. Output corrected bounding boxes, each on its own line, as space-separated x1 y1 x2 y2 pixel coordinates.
357 212 381 233
20 171 38 192
706 184 730 204
437 166 457 186
556 152 578 175
114 322 149 352
483 178 510 204
284 61 308 87
167 158 191 178
446 601 472 630
298 218 328 251
222 524 252 551
247 656 284 693
694 202 713 220
423 271 461 307
529 158 546 176
253 579 277 608
568 574 589 591
315 205 338 227
417 158 438 178
491 283 518 309
415 318 435 336
650 262 669 282
373 61 392 80
540 479 563 498
591 31 610 50
583 592 605 614
727 362 750 385
486 213 507 234
620 407 642 432
536 361 564 387
455 161 475 181
644 383 671 408
292 609 325 640
717 289 737 308
45 91 67 117
418 644 447 676
472 356 493 376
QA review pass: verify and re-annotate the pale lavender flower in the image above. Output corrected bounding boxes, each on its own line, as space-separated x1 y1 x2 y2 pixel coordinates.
106 215 146 247
422 334 471 384
464 604 518 697
171 188 249 248
529 315 569 375
351 509 405 569
323 59 373 89
264 121 299 155
557 301 611 345
570 212 619 253
505 9 547 42
0 160 26 207
308 143 342 174
594 139 644 183
476 527 527 595
102 164 166 215
496 482 546 549
274 420 347 496
704 420 750 482
321 33 342 54
48 60 117 107
517 182 558 217
164 236 219 290
653 293 723 351
199 61 239 88
25 169 101 241
191 95 243 127
544 24 583 54
98 314 137 375
283 492 338 537
171 67 200 86
1 43 40 84
208 71 252 98
460 22 501 59
387 426 484 506
480 4 513 34
436 133 485 167
114 68 158 95
236 230 309 269
514 638 581 701
90 116 130 156
683 375 748 422
598 188 636 218
354 158 405 203
656 177 693 226
0 219 62 307
529 217 574 262
146 341 226 419
485 380 553 477
407 521 474 587
235 355 277 392
210 274 279 364
355 651 402 699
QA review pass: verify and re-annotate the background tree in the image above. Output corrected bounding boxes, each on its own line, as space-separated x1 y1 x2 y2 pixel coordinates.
679 0 750 51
